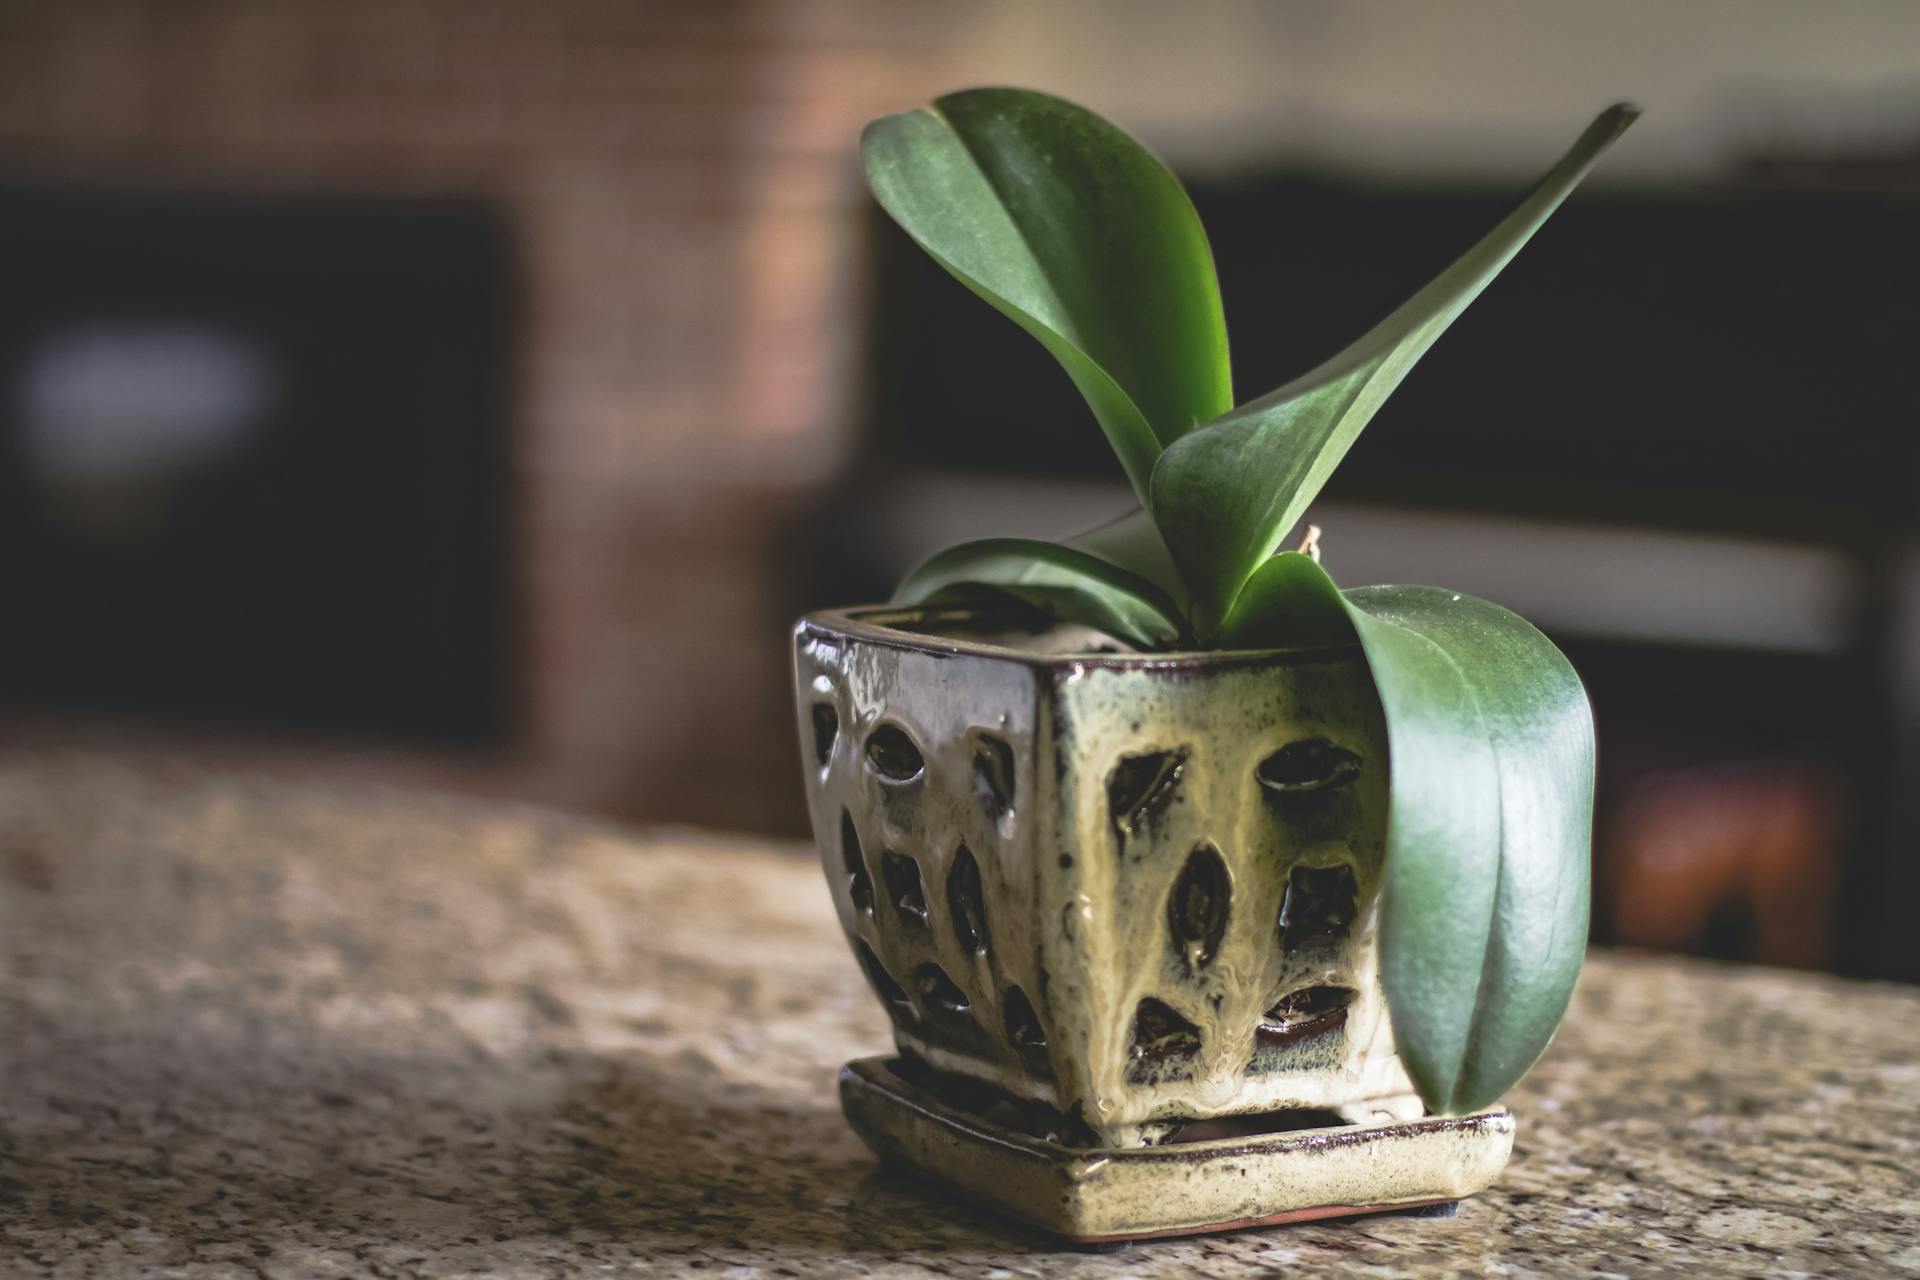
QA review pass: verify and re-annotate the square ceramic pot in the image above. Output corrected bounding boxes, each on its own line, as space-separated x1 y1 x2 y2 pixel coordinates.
793 604 1421 1148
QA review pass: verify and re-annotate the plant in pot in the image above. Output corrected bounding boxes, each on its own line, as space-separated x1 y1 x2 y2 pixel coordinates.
794 87 1633 1242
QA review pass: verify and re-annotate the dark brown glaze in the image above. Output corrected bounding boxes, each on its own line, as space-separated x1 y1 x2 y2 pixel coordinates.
1278 864 1358 953
946 845 988 955
840 810 873 916
1256 738 1361 794
1159 1107 1350 1144
810 702 839 770
971 734 1015 820
865 723 926 782
1166 844 1231 973
1127 997 1203 1084
1254 985 1355 1054
1107 748 1189 838
882 850 928 926
913 963 971 1016
1001 984 1050 1075
856 940 913 1020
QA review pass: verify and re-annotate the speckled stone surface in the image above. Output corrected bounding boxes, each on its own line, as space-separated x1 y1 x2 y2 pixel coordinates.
1 755 1916 1278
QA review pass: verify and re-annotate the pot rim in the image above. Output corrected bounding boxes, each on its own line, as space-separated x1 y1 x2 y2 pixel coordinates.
797 604 1364 672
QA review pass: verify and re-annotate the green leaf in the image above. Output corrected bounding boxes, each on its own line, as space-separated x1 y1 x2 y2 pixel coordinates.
893 537 1188 650
1355 584 1595 1112
1212 549 1357 651
862 87 1232 502
1064 506 1190 612
1221 554 1595 1112
1151 105 1638 635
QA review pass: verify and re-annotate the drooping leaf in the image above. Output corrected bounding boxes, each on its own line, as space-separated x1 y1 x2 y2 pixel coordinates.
1353 583 1595 1112
1222 554 1595 1112
862 87 1232 502
893 537 1188 650
1151 105 1638 636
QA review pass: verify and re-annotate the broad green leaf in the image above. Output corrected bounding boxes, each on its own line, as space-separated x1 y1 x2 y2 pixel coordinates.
1355 584 1594 1111
893 537 1188 650
1222 554 1595 1112
1213 549 1358 651
1151 105 1638 636
862 88 1232 502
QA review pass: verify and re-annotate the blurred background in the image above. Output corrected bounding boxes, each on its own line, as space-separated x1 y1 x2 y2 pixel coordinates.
1 0 1916 982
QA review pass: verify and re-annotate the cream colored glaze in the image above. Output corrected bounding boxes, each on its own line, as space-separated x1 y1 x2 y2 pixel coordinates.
794 606 1418 1147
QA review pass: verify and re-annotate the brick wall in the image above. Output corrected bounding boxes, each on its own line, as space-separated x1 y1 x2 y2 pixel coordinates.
0 0 964 828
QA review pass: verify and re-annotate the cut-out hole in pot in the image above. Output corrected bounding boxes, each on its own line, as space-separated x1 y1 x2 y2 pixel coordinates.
856 940 913 1020
947 845 989 954
1256 985 1354 1053
865 724 925 783
913 963 971 1015
811 703 839 770
840 811 872 915
971 734 1015 821
1002 984 1049 1073
1257 738 1361 794
1107 748 1189 837
1166 844 1231 973
1127 997 1203 1084
882 851 928 925
1161 1108 1351 1144
1278 863 1358 952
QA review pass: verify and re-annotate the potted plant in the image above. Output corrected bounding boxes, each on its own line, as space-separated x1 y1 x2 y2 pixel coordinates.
794 87 1632 1242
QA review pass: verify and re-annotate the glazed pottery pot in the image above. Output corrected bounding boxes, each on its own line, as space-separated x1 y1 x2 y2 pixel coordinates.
793 604 1514 1239
792 603 1432 1146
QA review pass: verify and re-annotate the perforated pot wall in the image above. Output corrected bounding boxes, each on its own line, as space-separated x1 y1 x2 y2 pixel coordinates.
793 606 1418 1147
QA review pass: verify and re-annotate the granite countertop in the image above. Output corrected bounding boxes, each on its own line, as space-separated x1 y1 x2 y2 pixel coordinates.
1 756 1916 1278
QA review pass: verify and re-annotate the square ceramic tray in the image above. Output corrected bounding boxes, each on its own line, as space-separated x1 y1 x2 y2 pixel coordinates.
839 1056 1514 1243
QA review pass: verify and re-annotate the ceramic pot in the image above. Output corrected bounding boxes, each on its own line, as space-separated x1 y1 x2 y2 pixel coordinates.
792 604 1423 1148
